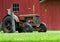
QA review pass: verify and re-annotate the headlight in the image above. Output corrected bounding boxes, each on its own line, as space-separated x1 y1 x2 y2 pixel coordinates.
37 26 39 27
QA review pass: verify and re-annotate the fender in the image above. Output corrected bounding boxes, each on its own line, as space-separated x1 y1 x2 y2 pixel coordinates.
13 14 19 22
7 8 19 22
3 14 19 22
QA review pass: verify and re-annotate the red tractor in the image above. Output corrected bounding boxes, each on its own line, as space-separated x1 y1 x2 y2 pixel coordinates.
1 9 47 33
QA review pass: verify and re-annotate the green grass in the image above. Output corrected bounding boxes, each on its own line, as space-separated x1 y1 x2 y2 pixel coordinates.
0 31 60 42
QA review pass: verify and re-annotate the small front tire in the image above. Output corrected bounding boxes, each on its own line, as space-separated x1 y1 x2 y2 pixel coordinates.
38 23 47 32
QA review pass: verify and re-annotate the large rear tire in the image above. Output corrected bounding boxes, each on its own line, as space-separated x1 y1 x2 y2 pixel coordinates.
2 16 15 33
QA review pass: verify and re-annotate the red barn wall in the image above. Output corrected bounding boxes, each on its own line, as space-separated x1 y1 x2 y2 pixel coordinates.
39 0 60 30
0 0 60 30
0 0 3 24
0 0 35 23
0 0 40 23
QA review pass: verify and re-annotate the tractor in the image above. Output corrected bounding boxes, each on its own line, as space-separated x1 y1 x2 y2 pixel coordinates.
1 9 47 33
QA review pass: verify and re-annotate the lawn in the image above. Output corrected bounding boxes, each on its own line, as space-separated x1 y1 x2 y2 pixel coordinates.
0 31 60 42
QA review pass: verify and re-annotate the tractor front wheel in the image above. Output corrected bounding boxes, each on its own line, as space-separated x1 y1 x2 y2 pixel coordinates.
23 24 33 32
38 23 47 32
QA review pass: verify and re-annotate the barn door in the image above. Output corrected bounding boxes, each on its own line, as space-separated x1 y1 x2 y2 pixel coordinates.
40 0 60 30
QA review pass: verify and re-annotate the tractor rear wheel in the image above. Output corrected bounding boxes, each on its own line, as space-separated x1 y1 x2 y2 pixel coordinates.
38 23 47 32
2 16 15 33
